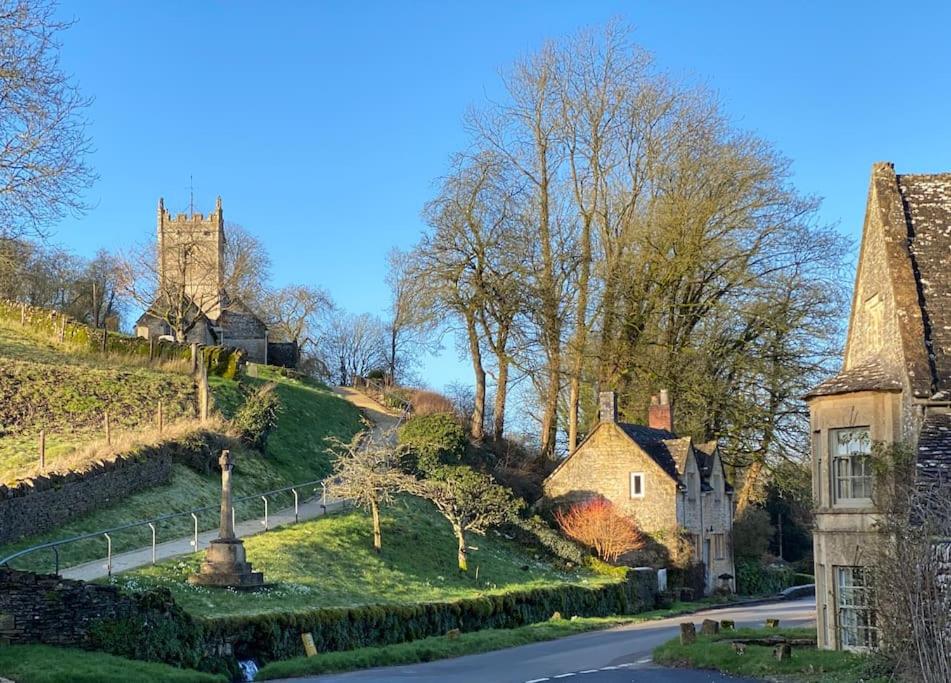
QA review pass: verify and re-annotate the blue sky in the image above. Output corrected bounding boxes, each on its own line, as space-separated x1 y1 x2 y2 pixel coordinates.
50 1 951 390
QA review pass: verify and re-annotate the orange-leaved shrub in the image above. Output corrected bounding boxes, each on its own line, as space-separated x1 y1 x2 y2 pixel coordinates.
409 389 456 416
554 497 645 563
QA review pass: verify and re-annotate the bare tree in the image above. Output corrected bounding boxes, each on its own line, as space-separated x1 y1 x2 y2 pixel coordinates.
263 284 334 354
319 311 386 385
870 442 951 683
326 429 408 553
0 0 94 238
417 152 522 441
384 248 438 385
224 223 272 312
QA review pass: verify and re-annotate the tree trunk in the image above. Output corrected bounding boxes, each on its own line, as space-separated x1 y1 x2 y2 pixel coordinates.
492 355 509 442
735 458 764 516
371 498 382 553
465 310 486 441
567 215 592 453
540 352 560 458
454 526 468 572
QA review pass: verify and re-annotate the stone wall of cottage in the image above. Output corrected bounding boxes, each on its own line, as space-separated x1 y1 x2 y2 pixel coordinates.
544 423 678 534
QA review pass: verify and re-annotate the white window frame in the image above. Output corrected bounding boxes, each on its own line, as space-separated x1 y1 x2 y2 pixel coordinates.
835 566 878 650
830 427 873 506
629 472 645 498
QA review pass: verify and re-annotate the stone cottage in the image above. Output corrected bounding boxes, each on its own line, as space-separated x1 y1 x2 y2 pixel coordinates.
135 198 291 365
805 162 951 651
543 390 735 594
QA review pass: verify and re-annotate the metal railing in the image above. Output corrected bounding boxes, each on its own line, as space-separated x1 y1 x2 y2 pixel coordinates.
0 477 338 577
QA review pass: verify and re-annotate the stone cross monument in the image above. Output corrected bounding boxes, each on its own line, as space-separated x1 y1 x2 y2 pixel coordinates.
188 450 263 588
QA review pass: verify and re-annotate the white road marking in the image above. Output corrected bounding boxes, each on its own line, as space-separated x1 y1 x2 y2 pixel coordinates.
636 657 652 664
525 678 550 683
599 666 619 670
579 670 599 674
554 675 576 679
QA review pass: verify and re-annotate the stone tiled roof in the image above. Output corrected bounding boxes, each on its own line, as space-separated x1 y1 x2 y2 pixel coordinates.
897 174 951 394
804 357 904 399
917 412 951 486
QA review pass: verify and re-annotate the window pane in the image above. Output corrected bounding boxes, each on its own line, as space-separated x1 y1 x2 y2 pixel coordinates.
831 428 872 502
836 566 878 649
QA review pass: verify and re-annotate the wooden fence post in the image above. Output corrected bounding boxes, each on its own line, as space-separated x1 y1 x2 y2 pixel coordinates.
100 328 107 354
59 315 66 343
149 336 155 361
190 343 198 375
39 429 46 470
104 412 111 445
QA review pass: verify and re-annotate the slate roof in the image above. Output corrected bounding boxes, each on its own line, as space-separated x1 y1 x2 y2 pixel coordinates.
804 357 904 399
896 174 951 394
917 412 951 486
619 424 680 480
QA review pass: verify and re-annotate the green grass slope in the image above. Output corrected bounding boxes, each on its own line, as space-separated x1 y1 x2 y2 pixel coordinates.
0 320 196 482
0 644 225 683
653 627 888 683
111 496 615 617
0 369 362 572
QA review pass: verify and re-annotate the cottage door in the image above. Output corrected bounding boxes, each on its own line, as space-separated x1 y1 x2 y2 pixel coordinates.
703 539 712 593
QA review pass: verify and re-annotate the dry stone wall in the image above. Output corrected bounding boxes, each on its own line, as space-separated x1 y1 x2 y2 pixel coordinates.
0 431 225 544
0 567 140 646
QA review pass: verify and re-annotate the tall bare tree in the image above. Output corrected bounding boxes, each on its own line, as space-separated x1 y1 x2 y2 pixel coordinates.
319 311 386 385
383 248 438 386
0 0 94 238
418 152 521 441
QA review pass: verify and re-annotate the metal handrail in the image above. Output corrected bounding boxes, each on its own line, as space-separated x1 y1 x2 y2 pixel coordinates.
0 476 331 575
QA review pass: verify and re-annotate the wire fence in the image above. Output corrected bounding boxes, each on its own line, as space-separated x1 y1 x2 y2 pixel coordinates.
0 477 341 577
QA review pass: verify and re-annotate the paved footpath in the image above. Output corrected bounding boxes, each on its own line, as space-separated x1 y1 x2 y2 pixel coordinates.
61 387 400 582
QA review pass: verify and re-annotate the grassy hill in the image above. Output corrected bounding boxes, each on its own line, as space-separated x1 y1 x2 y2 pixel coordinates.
0 363 362 573
0 319 196 484
110 496 615 617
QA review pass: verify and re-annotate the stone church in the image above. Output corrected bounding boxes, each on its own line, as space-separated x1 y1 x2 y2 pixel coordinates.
806 162 951 651
135 197 274 363
543 390 736 594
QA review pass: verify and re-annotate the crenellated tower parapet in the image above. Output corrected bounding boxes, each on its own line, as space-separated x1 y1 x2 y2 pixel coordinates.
156 196 226 318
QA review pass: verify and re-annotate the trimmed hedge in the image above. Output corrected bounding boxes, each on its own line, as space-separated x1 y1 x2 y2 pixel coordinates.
735 558 795 595
202 571 657 665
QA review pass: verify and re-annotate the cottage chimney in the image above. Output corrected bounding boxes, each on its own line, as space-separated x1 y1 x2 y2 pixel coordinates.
648 389 673 432
598 391 618 423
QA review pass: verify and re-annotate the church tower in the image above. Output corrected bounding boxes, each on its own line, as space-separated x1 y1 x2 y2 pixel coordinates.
156 196 226 319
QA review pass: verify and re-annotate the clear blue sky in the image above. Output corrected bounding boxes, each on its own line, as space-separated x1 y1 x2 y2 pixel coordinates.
51 0 951 390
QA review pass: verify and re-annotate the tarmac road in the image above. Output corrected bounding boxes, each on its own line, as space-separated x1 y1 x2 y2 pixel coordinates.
271 597 816 683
